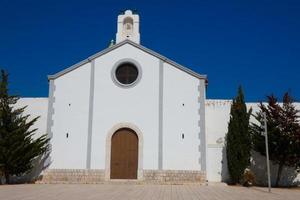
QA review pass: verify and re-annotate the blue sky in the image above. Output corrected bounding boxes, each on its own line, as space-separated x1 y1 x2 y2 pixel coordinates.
0 0 299 101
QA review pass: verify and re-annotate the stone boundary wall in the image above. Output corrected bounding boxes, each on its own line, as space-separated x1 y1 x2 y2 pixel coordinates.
38 169 205 184
38 169 105 184
143 170 205 183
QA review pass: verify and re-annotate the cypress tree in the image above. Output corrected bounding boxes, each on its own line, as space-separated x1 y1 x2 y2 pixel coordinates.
0 70 49 184
225 86 252 184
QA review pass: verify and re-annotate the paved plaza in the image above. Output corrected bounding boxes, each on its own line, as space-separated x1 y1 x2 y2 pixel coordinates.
0 183 299 200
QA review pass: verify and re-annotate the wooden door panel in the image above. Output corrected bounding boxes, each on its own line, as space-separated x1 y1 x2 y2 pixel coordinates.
110 128 138 179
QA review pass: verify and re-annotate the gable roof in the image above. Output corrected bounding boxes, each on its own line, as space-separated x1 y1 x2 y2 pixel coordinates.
48 40 207 80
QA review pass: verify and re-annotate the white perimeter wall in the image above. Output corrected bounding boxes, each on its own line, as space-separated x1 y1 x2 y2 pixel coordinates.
206 100 231 182
206 100 300 185
15 98 48 139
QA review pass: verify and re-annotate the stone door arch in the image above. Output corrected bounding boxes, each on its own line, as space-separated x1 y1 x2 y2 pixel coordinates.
105 123 143 180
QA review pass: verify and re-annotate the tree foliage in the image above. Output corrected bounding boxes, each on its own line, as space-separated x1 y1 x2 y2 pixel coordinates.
250 93 300 187
0 70 49 184
225 86 252 184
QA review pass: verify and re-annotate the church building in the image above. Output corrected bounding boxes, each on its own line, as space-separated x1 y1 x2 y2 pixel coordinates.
15 10 298 184
45 10 207 182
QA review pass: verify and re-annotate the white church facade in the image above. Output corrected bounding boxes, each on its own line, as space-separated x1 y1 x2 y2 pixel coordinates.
46 10 207 182
14 10 300 184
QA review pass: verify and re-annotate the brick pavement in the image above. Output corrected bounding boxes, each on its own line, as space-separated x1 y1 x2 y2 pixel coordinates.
0 183 299 200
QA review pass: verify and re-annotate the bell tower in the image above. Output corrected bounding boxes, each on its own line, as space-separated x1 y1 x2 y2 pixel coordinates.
116 10 140 44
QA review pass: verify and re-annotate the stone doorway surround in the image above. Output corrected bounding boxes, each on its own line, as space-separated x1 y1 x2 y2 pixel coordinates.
105 122 144 181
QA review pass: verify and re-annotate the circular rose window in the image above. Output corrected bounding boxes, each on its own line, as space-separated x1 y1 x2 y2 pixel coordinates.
115 62 139 85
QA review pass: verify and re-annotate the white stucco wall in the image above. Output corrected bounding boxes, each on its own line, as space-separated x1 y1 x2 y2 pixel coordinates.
91 43 160 170
47 43 204 173
162 62 202 170
50 62 91 169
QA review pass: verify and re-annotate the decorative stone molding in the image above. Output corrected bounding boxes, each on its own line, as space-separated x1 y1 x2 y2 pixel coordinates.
46 80 55 139
205 100 232 107
86 60 95 169
158 59 164 170
198 80 207 174
105 122 144 180
111 58 142 88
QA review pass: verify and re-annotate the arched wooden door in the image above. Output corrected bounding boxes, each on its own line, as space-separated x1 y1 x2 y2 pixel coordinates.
110 128 138 179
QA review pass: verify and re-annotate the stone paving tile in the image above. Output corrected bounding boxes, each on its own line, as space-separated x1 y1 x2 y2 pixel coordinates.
0 184 299 200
